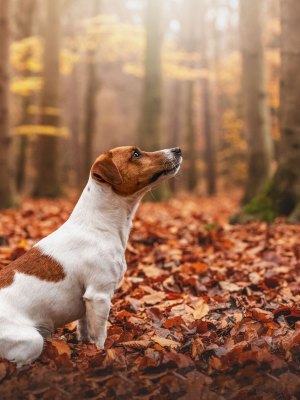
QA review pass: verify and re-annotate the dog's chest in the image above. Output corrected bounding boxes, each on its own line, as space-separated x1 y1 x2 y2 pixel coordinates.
38 224 127 285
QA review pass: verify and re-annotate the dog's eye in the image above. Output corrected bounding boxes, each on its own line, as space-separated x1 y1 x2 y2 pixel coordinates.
132 150 141 159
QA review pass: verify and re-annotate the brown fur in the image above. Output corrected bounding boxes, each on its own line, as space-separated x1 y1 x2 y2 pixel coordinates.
91 146 173 196
0 247 65 289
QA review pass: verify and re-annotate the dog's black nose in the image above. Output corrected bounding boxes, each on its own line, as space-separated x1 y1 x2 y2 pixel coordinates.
171 147 182 156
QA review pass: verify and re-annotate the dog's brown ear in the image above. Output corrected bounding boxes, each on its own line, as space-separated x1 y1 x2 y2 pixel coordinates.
91 153 123 186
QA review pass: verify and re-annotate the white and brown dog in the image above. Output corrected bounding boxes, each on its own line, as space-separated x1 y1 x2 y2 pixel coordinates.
0 146 182 366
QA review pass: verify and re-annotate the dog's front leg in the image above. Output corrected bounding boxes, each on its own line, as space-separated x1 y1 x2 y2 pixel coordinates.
77 315 89 342
82 287 111 349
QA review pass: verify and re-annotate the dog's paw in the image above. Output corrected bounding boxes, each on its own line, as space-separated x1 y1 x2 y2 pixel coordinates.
77 332 90 342
87 337 106 349
94 336 106 350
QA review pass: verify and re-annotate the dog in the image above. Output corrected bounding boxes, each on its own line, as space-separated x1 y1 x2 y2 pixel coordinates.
0 146 182 366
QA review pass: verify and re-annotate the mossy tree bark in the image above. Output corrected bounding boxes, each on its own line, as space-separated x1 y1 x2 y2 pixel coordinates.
271 0 300 221
234 0 300 222
32 0 62 197
0 0 15 208
239 0 273 203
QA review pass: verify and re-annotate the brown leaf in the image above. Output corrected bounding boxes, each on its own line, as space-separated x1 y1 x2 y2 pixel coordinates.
118 340 152 350
193 300 209 320
141 291 166 305
162 352 194 368
152 335 180 349
0 360 10 382
219 281 240 292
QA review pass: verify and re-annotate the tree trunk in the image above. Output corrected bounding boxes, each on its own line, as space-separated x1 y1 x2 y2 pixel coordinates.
169 80 182 193
186 79 197 191
0 0 14 208
14 0 36 193
272 0 300 221
184 0 197 192
240 0 273 202
202 71 216 195
32 0 62 197
138 0 165 200
83 0 101 179
233 0 300 222
138 0 162 151
69 63 84 188
200 1 217 196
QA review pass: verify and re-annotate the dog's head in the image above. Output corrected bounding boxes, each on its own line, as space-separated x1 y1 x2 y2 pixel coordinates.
91 146 182 196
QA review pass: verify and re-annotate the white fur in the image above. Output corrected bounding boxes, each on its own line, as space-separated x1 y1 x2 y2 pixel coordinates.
0 149 181 366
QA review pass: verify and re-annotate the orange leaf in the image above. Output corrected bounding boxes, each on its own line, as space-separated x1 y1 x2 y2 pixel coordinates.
51 339 71 357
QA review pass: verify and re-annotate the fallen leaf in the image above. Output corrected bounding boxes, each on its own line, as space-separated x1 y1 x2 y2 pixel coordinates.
193 300 209 320
163 316 185 328
152 335 180 349
118 340 152 350
252 308 274 322
51 339 71 357
142 291 166 305
219 281 240 292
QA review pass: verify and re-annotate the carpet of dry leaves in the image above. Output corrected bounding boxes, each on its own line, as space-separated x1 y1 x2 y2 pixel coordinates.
0 195 299 400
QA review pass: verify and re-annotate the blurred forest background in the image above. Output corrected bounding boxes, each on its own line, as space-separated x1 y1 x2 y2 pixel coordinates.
0 0 299 221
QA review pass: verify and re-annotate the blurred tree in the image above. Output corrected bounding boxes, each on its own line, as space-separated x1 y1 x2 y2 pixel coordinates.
235 0 300 222
0 0 15 208
2 0 284 204
200 0 217 195
168 79 182 193
138 0 162 151
184 0 197 192
83 0 102 180
32 0 62 197
138 0 167 200
239 0 273 202
14 0 36 192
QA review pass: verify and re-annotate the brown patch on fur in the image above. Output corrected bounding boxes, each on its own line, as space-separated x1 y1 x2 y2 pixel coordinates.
91 146 174 196
0 247 65 289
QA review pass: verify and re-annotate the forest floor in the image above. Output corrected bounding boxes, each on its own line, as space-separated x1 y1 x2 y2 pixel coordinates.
0 194 299 400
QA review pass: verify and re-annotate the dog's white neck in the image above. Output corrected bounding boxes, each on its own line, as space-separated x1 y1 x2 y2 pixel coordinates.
69 176 142 249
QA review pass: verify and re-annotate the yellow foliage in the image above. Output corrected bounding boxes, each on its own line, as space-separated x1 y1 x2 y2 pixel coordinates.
60 49 80 75
10 77 43 96
73 15 206 81
82 13 118 27
163 48 202 64
218 109 247 184
69 19 144 59
218 51 241 97
10 14 213 87
123 63 143 78
222 109 245 150
163 64 211 81
10 37 43 72
14 125 69 137
266 49 280 110
27 105 61 116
